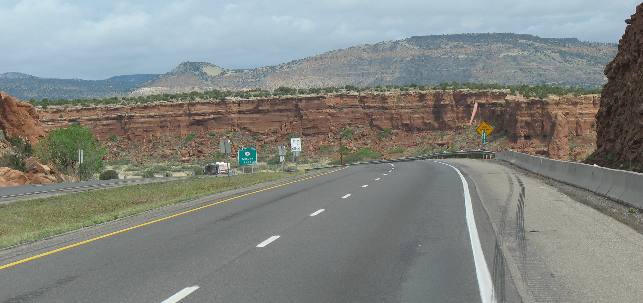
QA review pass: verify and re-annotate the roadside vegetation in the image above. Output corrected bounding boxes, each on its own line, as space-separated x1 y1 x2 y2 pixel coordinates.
26 83 602 107
35 124 106 180
0 137 33 172
0 171 292 249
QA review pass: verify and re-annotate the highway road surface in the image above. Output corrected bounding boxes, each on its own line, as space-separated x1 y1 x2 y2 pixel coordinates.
0 161 509 302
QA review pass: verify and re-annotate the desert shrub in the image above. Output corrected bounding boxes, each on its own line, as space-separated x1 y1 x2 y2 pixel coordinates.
142 170 155 178
99 170 119 180
192 166 204 176
388 146 406 154
35 124 106 180
378 128 393 139
333 147 382 164
0 153 26 171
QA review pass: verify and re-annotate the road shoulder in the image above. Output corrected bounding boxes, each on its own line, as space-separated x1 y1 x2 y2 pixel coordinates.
448 159 643 303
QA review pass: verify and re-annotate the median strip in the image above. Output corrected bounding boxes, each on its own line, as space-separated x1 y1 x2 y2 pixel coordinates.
0 168 342 270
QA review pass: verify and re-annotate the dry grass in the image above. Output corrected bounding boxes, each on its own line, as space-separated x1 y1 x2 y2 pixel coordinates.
0 172 291 249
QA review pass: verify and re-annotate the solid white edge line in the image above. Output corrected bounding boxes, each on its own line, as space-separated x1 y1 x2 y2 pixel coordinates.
161 285 199 303
435 161 496 303
256 235 280 247
341 194 351 199
309 209 325 217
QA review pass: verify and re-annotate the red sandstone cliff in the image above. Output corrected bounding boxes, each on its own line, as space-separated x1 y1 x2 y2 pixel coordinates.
0 92 45 143
38 91 599 162
588 4 643 172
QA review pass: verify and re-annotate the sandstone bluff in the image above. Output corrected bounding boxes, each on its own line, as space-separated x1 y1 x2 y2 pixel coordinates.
588 3 643 172
37 91 599 163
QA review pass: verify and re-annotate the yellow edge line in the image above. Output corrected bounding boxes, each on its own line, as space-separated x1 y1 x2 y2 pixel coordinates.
0 168 343 271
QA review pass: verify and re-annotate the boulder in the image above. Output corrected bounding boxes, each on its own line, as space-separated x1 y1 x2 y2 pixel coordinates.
0 167 29 186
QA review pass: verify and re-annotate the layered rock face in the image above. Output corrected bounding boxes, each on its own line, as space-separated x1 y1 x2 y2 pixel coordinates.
0 92 45 143
589 4 643 171
0 92 62 187
38 91 599 162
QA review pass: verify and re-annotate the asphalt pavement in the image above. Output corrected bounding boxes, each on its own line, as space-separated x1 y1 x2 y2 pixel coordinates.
0 161 499 303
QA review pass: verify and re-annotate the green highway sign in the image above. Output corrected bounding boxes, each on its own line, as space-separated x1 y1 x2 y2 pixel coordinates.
238 147 257 166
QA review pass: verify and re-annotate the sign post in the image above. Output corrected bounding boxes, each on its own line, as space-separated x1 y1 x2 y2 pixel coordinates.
278 145 286 171
77 149 84 181
290 137 302 164
220 138 232 176
238 147 257 173
476 121 494 147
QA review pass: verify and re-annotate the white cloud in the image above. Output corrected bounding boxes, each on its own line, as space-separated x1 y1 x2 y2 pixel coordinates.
0 0 637 79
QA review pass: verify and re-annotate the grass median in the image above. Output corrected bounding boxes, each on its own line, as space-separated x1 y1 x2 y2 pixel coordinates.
0 172 294 249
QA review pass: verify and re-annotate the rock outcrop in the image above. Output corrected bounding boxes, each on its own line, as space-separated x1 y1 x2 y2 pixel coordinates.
38 91 599 162
0 91 45 143
588 4 643 172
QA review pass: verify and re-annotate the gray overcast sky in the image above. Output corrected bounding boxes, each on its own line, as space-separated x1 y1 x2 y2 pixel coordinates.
0 0 638 79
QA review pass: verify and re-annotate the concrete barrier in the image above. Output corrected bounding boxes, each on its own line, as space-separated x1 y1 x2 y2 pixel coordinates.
497 151 643 209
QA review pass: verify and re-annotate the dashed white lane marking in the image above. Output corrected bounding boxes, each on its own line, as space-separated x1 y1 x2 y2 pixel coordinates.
374 178 381 181
361 184 369 188
435 161 496 303
341 194 351 199
161 286 199 303
390 163 395 167
309 209 325 217
256 235 281 248
383 173 388 176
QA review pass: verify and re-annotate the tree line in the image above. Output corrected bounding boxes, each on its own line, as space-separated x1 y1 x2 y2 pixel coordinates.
27 83 602 107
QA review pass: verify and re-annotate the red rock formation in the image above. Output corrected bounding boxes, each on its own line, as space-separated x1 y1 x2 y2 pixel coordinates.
38 91 599 162
0 92 45 143
589 4 643 171
547 112 570 159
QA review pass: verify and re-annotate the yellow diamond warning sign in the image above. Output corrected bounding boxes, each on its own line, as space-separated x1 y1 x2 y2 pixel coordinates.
476 121 494 136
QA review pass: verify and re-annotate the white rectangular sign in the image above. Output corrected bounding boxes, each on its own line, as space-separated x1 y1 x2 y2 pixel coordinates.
290 138 302 152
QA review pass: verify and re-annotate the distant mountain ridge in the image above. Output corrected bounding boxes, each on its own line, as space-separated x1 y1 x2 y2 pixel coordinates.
1 33 617 99
0 73 159 100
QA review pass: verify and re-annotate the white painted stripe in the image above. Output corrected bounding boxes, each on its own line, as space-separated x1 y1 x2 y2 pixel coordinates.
374 178 381 181
383 173 388 176
309 209 325 217
361 184 369 188
341 194 351 199
390 163 395 167
435 161 496 303
161 286 199 303
256 235 280 247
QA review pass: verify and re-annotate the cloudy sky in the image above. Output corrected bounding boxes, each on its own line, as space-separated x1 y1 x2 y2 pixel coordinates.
0 0 638 79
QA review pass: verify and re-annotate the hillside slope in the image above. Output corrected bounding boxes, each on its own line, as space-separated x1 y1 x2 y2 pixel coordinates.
588 5 643 172
0 73 159 100
136 33 616 94
1 33 617 99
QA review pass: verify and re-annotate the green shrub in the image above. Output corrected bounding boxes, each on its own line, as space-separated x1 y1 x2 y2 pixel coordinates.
378 128 393 139
333 147 382 164
35 125 106 180
99 170 119 180
142 170 155 178
0 153 26 171
388 146 406 154
192 166 204 176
